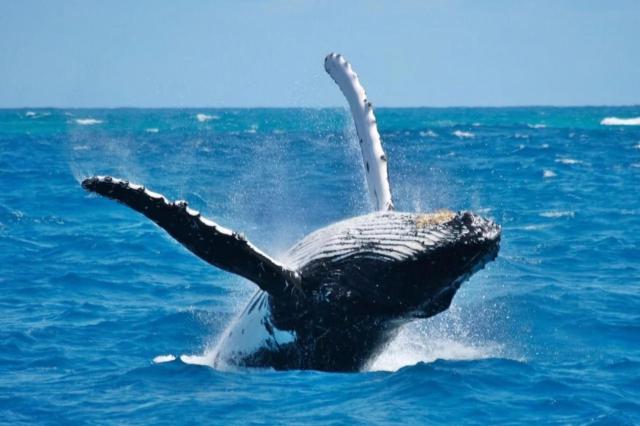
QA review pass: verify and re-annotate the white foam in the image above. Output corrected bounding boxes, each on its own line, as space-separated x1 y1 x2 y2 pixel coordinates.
419 130 438 138
196 113 218 122
368 336 501 372
453 130 474 139
75 118 103 126
555 158 583 165
153 354 176 364
365 309 508 372
540 210 575 218
25 111 37 117
145 128 159 133
634 143 640 150
179 354 210 366
527 123 547 129
521 224 551 231
601 117 640 126
543 169 556 178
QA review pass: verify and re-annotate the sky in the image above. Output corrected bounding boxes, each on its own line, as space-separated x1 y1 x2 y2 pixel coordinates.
1 0 639 108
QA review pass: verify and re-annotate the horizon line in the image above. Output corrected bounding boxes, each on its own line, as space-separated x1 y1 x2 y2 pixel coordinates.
1 104 639 110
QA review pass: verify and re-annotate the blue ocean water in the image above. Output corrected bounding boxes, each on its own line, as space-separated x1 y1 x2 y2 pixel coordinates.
1 107 639 424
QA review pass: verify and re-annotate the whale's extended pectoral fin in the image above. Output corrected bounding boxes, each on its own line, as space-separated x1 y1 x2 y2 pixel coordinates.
81 176 300 298
324 53 394 212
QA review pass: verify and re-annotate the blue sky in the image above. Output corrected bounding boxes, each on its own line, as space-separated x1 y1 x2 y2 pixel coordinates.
1 0 638 107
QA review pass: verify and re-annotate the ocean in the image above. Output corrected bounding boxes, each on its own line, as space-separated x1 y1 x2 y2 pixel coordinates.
1 107 639 424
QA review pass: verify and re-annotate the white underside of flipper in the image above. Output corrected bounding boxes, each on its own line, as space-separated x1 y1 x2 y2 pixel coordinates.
325 53 394 211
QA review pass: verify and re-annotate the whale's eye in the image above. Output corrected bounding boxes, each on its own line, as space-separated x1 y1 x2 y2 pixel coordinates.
415 210 455 228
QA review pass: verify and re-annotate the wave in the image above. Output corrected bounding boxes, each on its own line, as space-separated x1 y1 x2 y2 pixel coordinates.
419 130 438 138
196 113 218 123
555 158 583 165
527 123 547 129
543 170 556 178
452 130 474 139
75 118 103 126
540 210 575 218
145 128 159 133
600 117 640 126
25 111 51 119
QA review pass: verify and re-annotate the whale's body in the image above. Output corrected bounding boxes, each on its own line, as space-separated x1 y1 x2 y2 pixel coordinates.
212 211 500 371
81 53 501 371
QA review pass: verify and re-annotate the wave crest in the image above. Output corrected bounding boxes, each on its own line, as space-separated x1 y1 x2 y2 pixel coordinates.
196 113 218 123
601 117 640 126
75 118 103 126
453 130 474 139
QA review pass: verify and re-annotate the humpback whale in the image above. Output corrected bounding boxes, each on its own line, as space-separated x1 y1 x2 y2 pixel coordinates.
81 53 501 372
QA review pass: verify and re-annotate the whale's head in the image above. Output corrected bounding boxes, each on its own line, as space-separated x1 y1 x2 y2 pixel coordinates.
287 210 500 324
393 210 501 319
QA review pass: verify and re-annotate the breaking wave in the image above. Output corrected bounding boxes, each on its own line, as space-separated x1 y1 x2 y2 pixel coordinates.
75 118 103 126
600 117 640 126
196 113 218 122
452 130 474 139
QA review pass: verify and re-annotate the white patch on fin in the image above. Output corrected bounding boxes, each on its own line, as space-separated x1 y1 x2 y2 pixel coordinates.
324 53 394 211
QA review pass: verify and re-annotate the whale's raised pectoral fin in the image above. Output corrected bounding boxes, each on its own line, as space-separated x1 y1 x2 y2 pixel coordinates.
325 53 394 212
81 176 300 298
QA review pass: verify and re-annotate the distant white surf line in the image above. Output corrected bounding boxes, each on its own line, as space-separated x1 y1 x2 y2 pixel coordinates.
75 118 103 126
196 113 218 122
527 123 547 129
145 128 159 133
25 111 51 119
601 117 640 126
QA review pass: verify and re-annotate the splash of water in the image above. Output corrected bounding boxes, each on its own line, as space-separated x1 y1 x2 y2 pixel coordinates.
365 302 510 372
